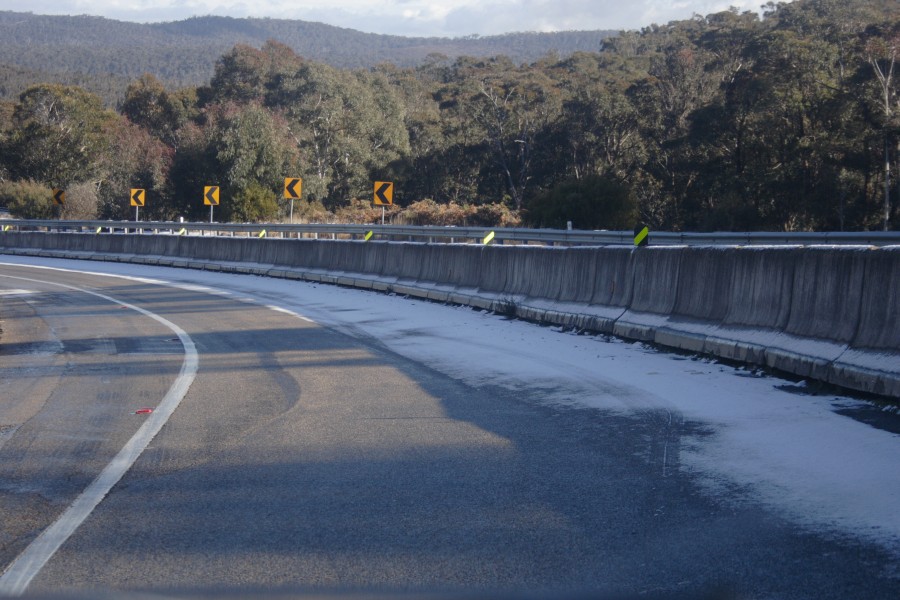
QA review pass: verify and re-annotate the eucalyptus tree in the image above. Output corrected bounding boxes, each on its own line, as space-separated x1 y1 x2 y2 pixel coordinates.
427 57 493 204
0 100 13 182
6 84 117 187
557 80 645 183
97 119 173 220
121 74 196 149
461 58 563 210
209 101 300 221
864 29 900 229
376 62 446 203
266 60 409 207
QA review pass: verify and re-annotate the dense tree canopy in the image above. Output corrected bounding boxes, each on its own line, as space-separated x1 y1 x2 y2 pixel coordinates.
0 0 898 230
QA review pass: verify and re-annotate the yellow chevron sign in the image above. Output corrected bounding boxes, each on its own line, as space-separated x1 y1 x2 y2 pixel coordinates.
130 188 146 207
284 178 302 199
373 181 393 206
204 186 220 206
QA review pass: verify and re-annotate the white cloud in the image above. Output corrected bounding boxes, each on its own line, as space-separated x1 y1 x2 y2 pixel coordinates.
0 0 776 36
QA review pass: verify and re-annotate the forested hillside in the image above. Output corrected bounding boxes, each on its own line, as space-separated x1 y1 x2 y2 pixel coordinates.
0 11 612 103
0 0 898 232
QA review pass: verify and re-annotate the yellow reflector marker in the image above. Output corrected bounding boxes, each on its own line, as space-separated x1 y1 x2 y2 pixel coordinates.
364 231 374 242
258 229 267 238
95 227 102 234
634 226 649 247
483 231 495 245
177 228 187 236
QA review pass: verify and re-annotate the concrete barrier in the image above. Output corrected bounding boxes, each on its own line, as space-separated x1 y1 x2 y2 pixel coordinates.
723 249 795 329
853 247 900 351
1 231 897 398
589 248 633 310
785 248 867 343
826 247 900 397
613 248 683 341
645 247 736 354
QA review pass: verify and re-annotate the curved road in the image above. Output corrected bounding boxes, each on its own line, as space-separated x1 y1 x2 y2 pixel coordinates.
0 262 897 598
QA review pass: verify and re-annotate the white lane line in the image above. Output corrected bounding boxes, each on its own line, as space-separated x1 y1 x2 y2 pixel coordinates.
0 273 199 596
0 262 318 325
264 304 314 323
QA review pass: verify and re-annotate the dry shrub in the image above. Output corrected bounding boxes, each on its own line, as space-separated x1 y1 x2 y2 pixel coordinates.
401 199 520 227
62 182 100 219
334 198 400 224
470 203 521 227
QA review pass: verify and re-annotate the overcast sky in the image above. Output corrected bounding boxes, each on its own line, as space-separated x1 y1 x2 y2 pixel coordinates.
0 1 776 37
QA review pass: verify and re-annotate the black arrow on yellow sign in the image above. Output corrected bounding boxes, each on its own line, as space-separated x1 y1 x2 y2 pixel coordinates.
52 189 65 206
373 181 393 206
284 178 302 199
130 188 146 207
204 186 220 206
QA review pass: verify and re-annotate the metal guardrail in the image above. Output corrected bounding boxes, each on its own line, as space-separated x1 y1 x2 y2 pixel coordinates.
1 219 899 246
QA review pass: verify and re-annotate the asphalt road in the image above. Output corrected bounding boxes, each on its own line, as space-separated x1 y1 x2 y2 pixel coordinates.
0 263 897 599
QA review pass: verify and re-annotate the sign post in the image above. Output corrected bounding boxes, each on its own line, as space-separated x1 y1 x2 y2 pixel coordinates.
284 178 302 224
130 188 145 222
51 189 65 219
373 181 393 226
204 186 219 223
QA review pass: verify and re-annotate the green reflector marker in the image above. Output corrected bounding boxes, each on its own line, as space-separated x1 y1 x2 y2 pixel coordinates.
364 231 374 242
634 225 649 247
483 231 495 245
